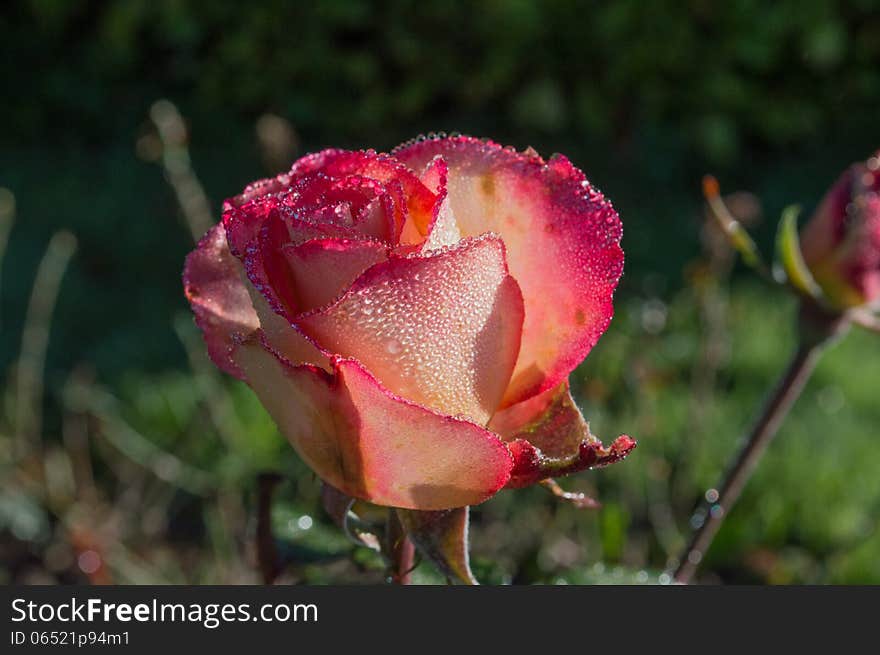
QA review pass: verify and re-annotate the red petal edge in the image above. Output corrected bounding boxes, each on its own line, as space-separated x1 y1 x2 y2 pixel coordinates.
182 224 258 379
506 434 636 489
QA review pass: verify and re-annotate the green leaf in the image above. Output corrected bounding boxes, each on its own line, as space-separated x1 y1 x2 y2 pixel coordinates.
704 175 765 271
397 507 477 585
775 205 822 299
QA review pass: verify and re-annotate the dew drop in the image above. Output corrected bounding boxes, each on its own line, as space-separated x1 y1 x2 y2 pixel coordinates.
78 550 101 575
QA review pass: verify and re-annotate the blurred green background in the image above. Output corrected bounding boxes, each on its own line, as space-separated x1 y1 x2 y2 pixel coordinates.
2 0 879 584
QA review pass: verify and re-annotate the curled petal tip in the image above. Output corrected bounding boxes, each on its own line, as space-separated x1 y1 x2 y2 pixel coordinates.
585 434 637 464
507 434 636 489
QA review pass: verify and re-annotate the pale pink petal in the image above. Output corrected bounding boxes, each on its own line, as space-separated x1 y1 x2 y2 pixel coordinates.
419 154 447 194
355 195 396 242
281 238 389 312
399 155 452 245
297 235 524 424
242 211 366 316
411 156 461 252
231 338 513 509
421 196 460 252
231 206 377 370
242 275 330 370
183 224 259 379
393 136 624 406
240 208 388 317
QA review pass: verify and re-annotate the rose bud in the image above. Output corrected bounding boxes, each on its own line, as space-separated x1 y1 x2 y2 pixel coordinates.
183 135 633 510
800 152 880 310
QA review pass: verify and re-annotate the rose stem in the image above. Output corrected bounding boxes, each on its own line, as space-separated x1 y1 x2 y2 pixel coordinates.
386 510 415 585
673 307 846 584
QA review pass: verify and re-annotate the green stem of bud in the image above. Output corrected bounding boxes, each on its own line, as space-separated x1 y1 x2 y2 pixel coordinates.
672 302 849 584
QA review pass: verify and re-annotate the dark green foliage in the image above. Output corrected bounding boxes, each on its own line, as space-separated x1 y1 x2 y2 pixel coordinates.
4 0 880 155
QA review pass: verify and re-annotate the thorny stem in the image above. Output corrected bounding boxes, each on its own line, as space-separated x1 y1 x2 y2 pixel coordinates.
386 509 415 585
673 305 848 584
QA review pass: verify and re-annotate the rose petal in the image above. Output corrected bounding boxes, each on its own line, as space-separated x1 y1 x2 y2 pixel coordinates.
224 194 363 264
393 136 624 406
237 211 375 370
355 195 397 242
245 210 301 318
223 195 280 260
281 238 389 313
419 154 447 194
242 210 368 314
281 173 398 241
183 224 259 379
231 337 513 510
289 149 436 241
242 277 330 370
223 149 436 253
421 196 460 252
223 173 292 212
412 156 462 252
297 235 525 424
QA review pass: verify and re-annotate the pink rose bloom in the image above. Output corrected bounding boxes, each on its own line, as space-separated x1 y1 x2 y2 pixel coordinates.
800 152 880 310
184 136 633 510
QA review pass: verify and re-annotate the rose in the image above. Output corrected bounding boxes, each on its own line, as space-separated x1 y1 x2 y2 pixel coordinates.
184 135 634 510
800 151 880 310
